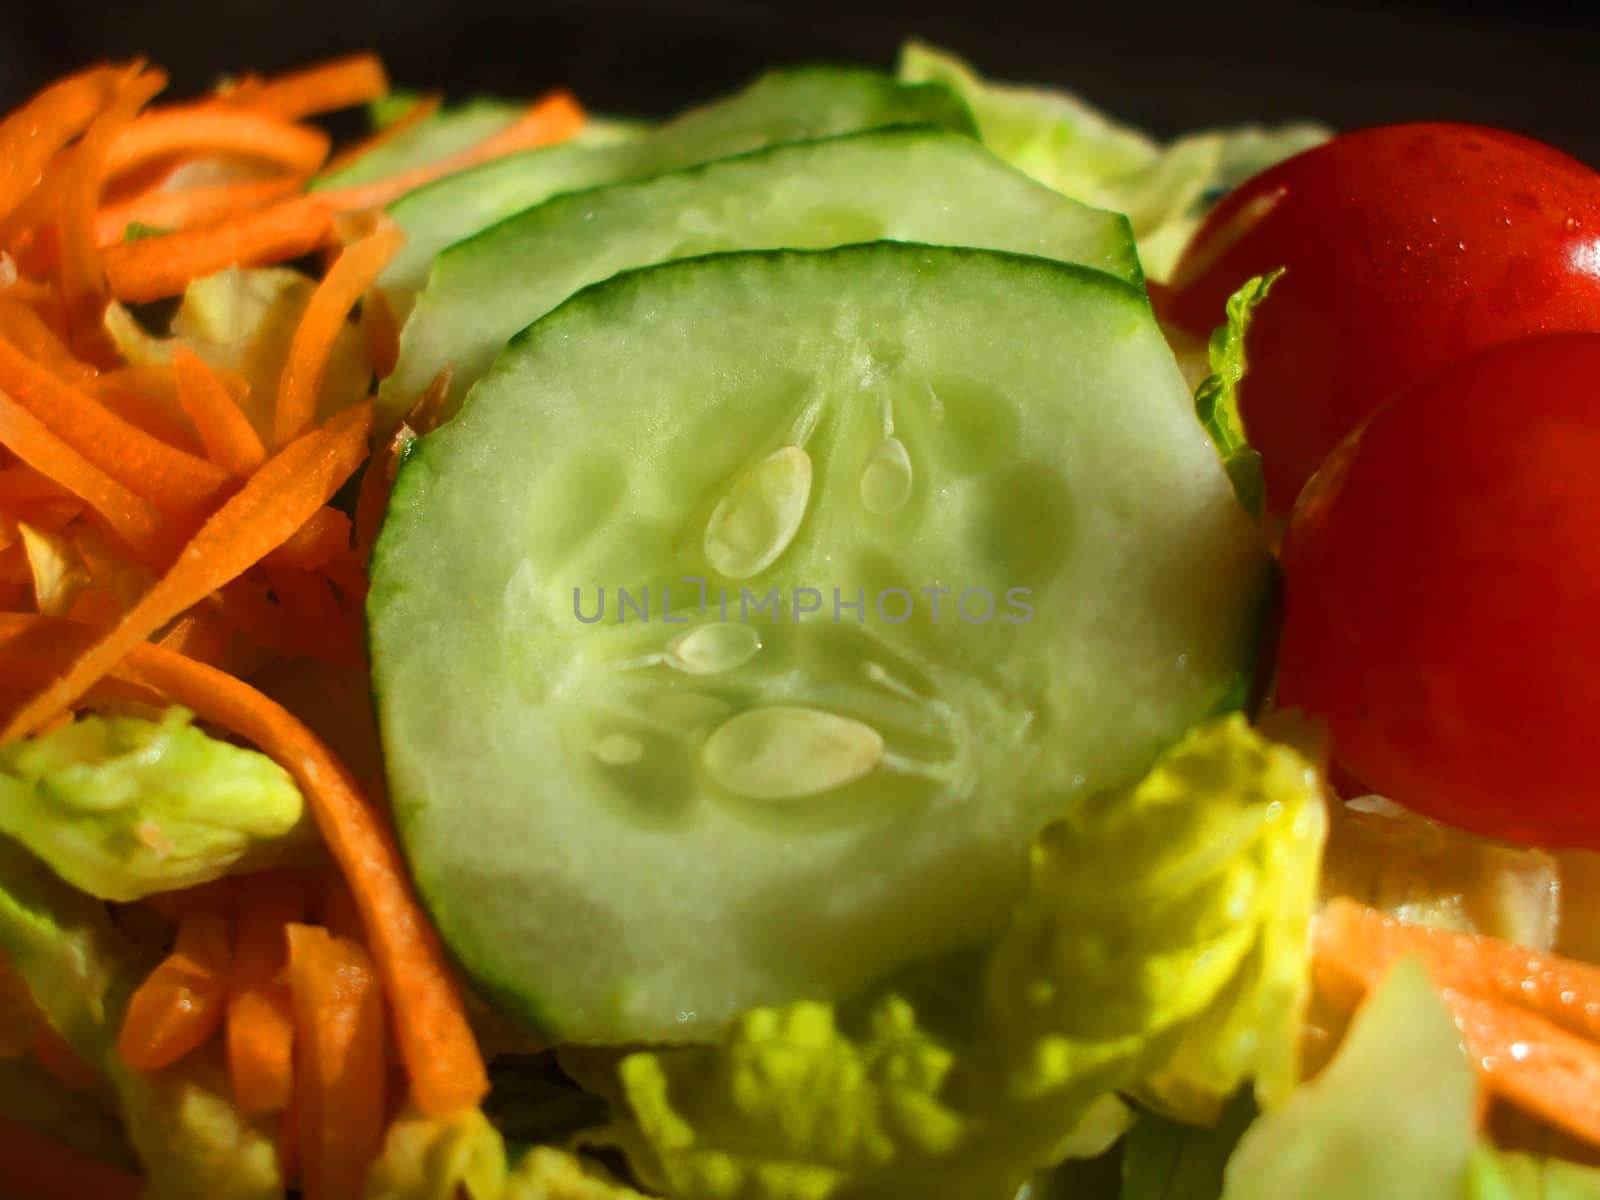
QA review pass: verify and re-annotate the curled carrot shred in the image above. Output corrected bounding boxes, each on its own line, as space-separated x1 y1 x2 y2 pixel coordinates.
117 909 233 1071
251 53 389 121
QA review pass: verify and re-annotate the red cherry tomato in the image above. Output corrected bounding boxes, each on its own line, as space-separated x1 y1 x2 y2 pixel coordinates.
1275 333 1600 847
1164 123 1600 513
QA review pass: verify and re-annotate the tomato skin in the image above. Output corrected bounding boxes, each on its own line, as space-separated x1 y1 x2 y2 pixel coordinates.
1165 123 1600 513
1276 333 1600 847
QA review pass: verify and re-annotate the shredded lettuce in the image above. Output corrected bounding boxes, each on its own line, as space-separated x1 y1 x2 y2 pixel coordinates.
0 709 316 902
105 265 372 439
1221 958 1476 1200
898 43 1327 282
612 717 1326 1199
0 836 282 1198
1468 1147 1600 1198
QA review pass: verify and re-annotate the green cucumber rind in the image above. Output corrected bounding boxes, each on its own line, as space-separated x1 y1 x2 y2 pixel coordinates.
378 66 977 303
379 123 1141 423
369 243 1268 1040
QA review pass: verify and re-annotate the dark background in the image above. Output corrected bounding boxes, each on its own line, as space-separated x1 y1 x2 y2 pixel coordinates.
4 0 1600 165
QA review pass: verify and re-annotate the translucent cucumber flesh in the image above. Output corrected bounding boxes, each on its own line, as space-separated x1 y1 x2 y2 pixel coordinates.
382 127 1138 424
368 245 1269 1044
379 68 976 302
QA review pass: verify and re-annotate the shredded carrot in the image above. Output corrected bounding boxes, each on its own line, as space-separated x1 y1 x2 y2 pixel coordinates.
322 94 441 176
286 923 388 1200
174 346 268 476
117 909 232 1071
0 383 168 558
0 400 371 742
102 195 335 303
252 54 389 121
275 226 402 445
0 67 122 229
59 68 169 354
96 176 301 247
318 875 367 946
0 618 490 1115
264 565 362 664
1316 897 1600 1149
107 106 328 179
88 370 208 454
1448 989 1600 1146
1317 898 1600 1044
0 334 230 517
0 300 96 384
0 1112 143 1200
320 90 585 212
154 607 234 666
264 507 350 570
359 286 401 380
228 873 305 1115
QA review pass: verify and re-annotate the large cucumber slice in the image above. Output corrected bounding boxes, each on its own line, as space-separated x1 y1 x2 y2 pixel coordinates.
368 245 1269 1044
379 67 975 303
381 127 1139 424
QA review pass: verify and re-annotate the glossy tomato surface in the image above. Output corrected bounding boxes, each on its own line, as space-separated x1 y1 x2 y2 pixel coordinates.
1276 333 1600 847
1165 123 1600 513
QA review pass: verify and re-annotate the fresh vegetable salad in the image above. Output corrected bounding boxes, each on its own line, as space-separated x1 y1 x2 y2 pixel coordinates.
0 40 1595 1200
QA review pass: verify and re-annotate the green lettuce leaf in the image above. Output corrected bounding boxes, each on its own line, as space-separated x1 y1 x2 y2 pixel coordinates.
0 837 283 1198
615 717 1327 1200
898 43 1326 282
1190 273 1278 520
364 1107 509 1200
0 709 316 902
1468 1147 1600 1198
1220 957 1476 1200
105 266 372 438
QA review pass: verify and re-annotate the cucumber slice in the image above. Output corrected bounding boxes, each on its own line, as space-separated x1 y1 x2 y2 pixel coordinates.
381 126 1139 425
368 244 1269 1044
379 67 976 304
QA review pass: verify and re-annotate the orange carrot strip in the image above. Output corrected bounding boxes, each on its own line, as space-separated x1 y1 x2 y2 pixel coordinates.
0 401 371 742
60 68 168 352
0 301 95 384
107 106 328 179
0 67 122 229
95 176 301 247
88 369 206 455
252 54 389 121
228 873 306 1115
0 612 489 1116
263 507 350 570
322 94 441 176
274 225 401 445
0 386 167 558
263 566 361 665
0 334 230 517
0 1112 143 1200
358 286 400 380
116 909 232 1071
102 196 335 303
0 463 73 507
174 347 267 476
1317 897 1600 1044
286 924 387 1200
320 90 584 212
1446 989 1600 1146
